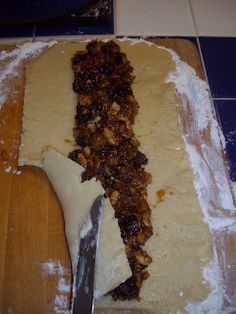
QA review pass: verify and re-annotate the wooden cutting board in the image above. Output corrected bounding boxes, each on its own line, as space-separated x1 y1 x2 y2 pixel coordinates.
0 38 235 314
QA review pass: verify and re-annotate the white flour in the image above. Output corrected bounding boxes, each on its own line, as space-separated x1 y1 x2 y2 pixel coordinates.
164 46 235 214
41 260 70 314
0 41 56 109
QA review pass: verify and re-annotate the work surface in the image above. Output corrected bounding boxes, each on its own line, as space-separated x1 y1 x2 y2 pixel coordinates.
0 38 236 314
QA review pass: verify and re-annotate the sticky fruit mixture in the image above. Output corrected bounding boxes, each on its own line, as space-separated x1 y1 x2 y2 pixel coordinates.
69 40 153 300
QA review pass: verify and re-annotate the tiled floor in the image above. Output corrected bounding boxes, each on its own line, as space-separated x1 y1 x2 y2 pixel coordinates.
0 0 236 183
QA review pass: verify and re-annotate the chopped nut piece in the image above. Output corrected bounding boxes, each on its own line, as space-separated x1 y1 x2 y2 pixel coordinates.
111 102 120 111
110 190 120 205
94 116 101 123
109 102 120 115
83 146 91 156
137 233 146 245
77 153 87 167
142 211 152 227
136 251 152 266
104 127 118 145
118 116 129 122
87 122 95 131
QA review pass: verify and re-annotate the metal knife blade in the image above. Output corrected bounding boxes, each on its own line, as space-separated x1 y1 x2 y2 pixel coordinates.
72 195 104 314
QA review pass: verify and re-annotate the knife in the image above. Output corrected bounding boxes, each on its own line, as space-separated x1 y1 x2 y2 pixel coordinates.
72 195 104 314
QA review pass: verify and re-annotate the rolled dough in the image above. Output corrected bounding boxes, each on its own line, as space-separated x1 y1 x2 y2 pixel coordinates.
19 40 212 313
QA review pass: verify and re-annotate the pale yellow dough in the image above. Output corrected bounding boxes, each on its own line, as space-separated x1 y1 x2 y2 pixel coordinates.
19 40 212 313
19 43 87 166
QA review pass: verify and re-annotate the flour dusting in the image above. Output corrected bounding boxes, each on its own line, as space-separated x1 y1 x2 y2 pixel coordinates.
164 47 235 213
186 260 223 314
42 260 67 277
0 41 56 110
54 295 70 314
41 260 71 313
4 165 11 173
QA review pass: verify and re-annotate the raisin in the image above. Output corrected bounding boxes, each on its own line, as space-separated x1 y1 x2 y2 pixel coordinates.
72 52 86 66
86 40 102 55
75 135 87 146
99 64 113 74
78 113 91 123
110 86 133 100
102 41 120 56
133 151 148 167
113 52 123 64
68 149 81 162
111 77 121 86
76 106 93 123
81 168 96 182
111 277 139 300
119 215 142 237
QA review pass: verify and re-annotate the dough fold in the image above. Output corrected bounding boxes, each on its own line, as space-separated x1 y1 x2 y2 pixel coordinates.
42 148 131 298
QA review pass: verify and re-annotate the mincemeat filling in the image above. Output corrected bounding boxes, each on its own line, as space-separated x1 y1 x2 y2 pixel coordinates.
69 40 153 300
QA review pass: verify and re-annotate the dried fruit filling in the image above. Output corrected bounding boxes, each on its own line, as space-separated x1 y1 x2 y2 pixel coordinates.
69 40 153 300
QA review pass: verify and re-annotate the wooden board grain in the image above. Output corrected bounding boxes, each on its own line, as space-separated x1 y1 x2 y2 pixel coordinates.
0 38 235 314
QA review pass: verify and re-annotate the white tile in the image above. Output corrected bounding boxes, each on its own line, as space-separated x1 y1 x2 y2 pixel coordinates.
190 0 236 36
115 0 195 36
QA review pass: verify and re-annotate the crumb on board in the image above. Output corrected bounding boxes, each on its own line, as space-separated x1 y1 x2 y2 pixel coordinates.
4 165 11 173
2 164 22 175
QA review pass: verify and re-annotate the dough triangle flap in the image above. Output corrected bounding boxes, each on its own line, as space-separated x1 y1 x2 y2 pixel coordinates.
42 148 132 298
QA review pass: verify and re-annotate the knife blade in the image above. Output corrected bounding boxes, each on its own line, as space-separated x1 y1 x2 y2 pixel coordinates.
72 195 104 314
